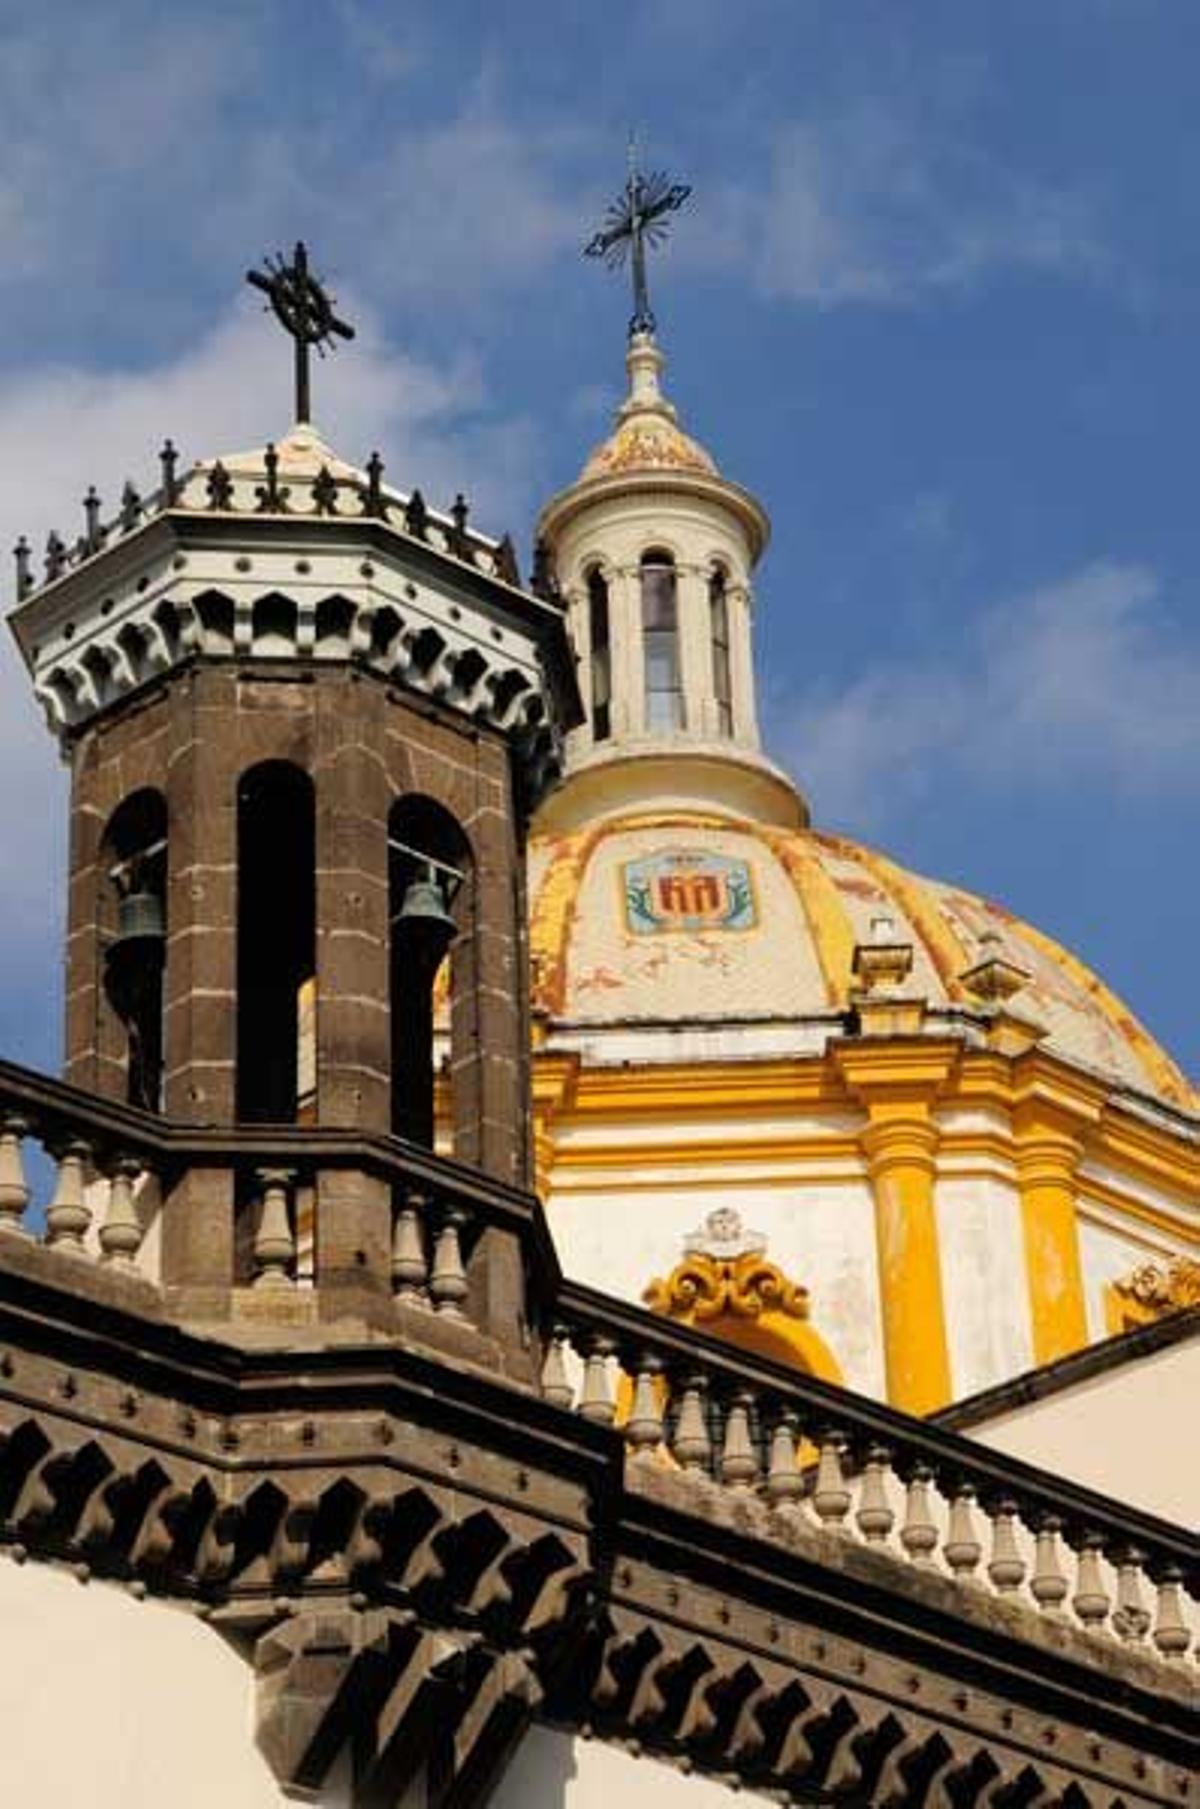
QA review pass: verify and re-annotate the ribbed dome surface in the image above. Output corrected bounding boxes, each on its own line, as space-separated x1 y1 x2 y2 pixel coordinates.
527 811 1191 1109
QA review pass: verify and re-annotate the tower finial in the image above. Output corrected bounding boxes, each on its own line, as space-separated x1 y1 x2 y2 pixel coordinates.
584 140 691 338
246 241 355 426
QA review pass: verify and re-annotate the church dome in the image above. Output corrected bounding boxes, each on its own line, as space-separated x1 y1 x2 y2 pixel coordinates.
528 810 1192 1111
573 331 720 484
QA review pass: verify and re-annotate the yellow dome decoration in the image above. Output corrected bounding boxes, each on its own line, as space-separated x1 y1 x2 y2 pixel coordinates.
528 810 1191 1109
581 415 717 480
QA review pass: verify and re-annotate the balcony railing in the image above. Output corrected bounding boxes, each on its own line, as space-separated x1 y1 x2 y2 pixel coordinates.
545 1281 1198 1667
0 1055 1195 1675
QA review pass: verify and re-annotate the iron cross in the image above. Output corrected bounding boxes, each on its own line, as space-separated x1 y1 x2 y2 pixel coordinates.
246 241 355 425
584 141 691 337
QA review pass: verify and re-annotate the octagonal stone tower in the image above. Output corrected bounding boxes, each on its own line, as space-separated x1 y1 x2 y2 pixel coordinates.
10 417 579 1331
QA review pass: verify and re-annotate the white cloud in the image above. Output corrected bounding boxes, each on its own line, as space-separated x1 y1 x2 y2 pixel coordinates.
0 297 538 947
694 103 1104 307
777 561 1199 827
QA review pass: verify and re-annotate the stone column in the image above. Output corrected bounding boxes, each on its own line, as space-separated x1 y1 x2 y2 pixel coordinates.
676 561 712 738
611 566 644 739
726 582 760 749
1012 1099 1090 1364
834 1044 955 1414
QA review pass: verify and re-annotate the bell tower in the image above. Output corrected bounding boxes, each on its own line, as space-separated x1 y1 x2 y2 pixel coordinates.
9 250 579 1336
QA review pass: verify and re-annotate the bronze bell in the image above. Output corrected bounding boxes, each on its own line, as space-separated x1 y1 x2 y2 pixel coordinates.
112 886 166 950
393 868 457 963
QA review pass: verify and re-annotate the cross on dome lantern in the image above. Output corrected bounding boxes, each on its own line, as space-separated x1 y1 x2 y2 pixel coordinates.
584 137 691 337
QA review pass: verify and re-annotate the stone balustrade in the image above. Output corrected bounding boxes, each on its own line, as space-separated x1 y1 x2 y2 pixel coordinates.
0 1058 556 1349
545 1281 1199 1670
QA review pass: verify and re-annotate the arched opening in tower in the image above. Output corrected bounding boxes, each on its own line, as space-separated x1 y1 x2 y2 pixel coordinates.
236 761 316 1124
101 788 168 1114
388 795 471 1150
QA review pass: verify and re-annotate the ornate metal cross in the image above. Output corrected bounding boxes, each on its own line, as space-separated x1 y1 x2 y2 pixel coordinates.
584 141 691 337
246 241 355 425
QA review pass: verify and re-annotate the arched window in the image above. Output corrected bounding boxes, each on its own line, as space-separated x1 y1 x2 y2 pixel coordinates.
389 796 472 1150
709 566 733 737
587 566 612 742
641 549 683 732
102 789 168 1113
236 762 315 1123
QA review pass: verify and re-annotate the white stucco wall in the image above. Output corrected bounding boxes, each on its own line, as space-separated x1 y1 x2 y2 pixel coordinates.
964 1333 1200 1525
936 1174 1033 1398
546 1177 886 1397
0 1555 348 1808
492 1724 746 1809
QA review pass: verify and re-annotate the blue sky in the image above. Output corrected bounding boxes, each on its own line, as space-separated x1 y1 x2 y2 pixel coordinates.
2 0 1200 1081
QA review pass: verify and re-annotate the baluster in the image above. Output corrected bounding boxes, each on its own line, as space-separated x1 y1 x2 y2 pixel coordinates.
391 1189 429 1302
812 1430 851 1528
428 1207 469 1318
626 1352 665 1457
899 1463 939 1567
672 1373 712 1475
1152 1567 1192 1663
99 1156 143 1268
943 1481 982 1582
45 1140 92 1252
719 1391 758 1492
0 1115 31 1235
1071 1533 1111 1634
252 1168 296 1289
855 1443 895 1546
1113 1548 1151 1643
987 1497 1027 1596
540 1326 574 1410
1030 1514 1069 1616
578 1334 616 1426
766 1407 803 1512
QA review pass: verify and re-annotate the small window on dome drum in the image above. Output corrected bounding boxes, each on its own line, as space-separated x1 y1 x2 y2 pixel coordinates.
641 550 683 732
710 566 733 737
587 567 611 742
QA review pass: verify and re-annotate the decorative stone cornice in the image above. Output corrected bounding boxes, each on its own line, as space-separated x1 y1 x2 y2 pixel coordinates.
9 435 581 800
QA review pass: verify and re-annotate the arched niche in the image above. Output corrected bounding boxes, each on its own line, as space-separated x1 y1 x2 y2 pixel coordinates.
100 787 168 1113
236 761 315 1124
388 794 473 1151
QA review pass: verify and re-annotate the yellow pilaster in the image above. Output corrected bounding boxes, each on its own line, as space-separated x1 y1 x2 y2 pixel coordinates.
833 1042 956 1415
1012 1098 1090 1364
530 1051 578 1202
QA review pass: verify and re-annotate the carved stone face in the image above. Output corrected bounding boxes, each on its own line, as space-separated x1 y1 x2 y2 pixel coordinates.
683 1206 767 1261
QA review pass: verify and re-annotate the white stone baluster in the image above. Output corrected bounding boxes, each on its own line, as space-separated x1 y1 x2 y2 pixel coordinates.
1030 1515 1069 1616
0 1115 31 1235
943 1482 982 1582
578 1336 616 1426
812 1432 851 1528
429 1208 469 1318
766 1408 803 1512
253 1168 296 1290
46 1140 92 1252
855 1444 895 1546
672 1374 712 1475
99 1156 143 1268
540 1326 574 1410
719 1392 758 1492
391 1190 429 1302
1152 1568 1192 1663
899 1464 939 1568
626 1353 665 1457
1113 1549 1151 1643
987 1498 1027 1597
1071 1533 1111 1634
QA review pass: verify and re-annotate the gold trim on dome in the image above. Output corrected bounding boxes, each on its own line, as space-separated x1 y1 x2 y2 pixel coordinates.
644 1208 843 1381
584 420 716 479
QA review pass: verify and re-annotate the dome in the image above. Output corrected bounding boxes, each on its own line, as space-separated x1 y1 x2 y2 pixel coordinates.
580 413 717 481
528 810 1192 1111
574 331 720 485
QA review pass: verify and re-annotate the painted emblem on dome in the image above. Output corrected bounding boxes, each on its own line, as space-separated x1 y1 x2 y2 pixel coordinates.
623 850 756 935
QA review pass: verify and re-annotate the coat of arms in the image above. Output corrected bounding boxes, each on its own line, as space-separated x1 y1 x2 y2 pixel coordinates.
623 850 756 935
